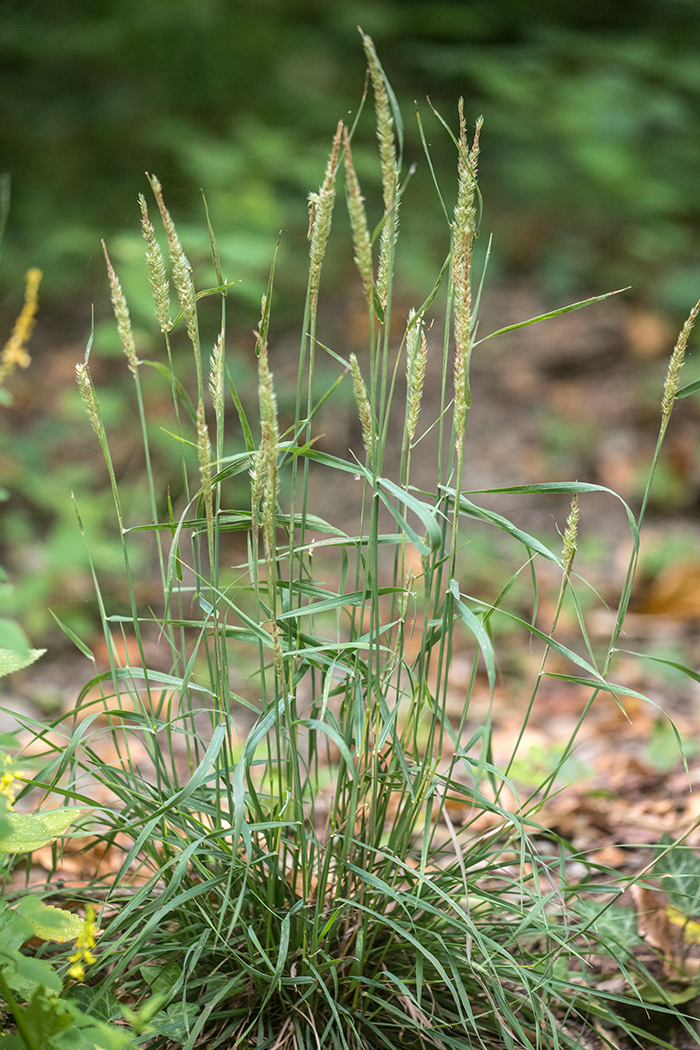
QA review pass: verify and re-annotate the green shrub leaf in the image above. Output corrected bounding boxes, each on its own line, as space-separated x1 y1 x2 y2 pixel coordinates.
0 647 46 678
0 808 81 853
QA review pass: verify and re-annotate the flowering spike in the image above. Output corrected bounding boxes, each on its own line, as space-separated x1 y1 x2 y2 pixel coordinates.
139 194 170 332
0 268 42 384
102 242 138 374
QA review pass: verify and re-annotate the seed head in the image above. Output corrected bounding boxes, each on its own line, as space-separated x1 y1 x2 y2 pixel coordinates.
75 362 102 438
405 313 428 443
103 242 137 374
350 353 374 468
139 194 170 332
343 127 373 304
257 336 279 532
362 32 399 311
662 298 700 428
209 330 224 417
147 174 198 347
561 494 579 578
308 121 343 315
0 268 42 384
452 103 482 426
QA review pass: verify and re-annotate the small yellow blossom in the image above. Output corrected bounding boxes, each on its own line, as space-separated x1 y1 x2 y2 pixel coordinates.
0 771 16 809
67 906 99 982
0 753 16 809
0 268 42 384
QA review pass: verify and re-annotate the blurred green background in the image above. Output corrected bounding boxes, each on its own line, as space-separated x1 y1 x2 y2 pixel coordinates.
3 0 700 653
3 0 700 315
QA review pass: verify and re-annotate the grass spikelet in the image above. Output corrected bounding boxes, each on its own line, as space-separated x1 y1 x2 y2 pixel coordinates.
257 335 279 535
75 362 101 439
452 103 482 429
561 493 579 578
361 32 397 217
308 120 343 316
139 194 170 332
343 127 373 305
196 399 213 536
255 334 285 692
0 267 41 383
249 450 264 536
208 330 224 417
350 352 374 467
147 173 198 352
405 311 427 445
102 242 137 374
362 31 399 310
661 297 700 428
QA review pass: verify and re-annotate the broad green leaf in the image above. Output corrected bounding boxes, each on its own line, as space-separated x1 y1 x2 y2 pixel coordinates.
654 839 700 915
0 620 31 655
2 952 62 996
0 905 33 952
140 960 181 998
0 807 81 853
15 896 85 942
0 647 46 678
573 901 641 952
0 989 134 1049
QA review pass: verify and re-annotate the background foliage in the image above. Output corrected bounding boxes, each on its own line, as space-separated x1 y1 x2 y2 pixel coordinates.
3 0 700 650
3 0 700 313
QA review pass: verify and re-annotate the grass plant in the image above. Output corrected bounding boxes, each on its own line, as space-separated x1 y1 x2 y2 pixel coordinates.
6 34 700 1050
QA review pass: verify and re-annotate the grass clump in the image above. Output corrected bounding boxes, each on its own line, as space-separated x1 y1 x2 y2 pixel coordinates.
9 34 700 1050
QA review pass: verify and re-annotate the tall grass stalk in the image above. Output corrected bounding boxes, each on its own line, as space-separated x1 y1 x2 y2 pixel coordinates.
26 37 700 1050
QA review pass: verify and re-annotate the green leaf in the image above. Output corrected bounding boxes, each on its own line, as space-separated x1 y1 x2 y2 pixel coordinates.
49 610 95 662
142 361 196 425
0 989 135 1049
296 718 355 781
450 580 496 694
675 374 700 400
654 839 700 915
3 952 62 996
0 621 31 655
15 897 85 943
573 901 641 953
0 904 33 952
0 807 81 853
139 960 181 999
372 286 385 323
376 477 442 553
0 648 46 678
475 288 629 345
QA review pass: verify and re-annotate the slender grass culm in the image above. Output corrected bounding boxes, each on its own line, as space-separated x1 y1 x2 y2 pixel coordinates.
18 33 700 1050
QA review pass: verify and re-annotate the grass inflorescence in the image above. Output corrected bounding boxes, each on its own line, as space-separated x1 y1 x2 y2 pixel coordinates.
10 35 700 1050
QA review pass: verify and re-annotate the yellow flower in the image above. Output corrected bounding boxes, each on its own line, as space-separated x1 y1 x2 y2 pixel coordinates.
0 771 16 809
1 268 42 384
67 906 99 982
0 753 17 809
